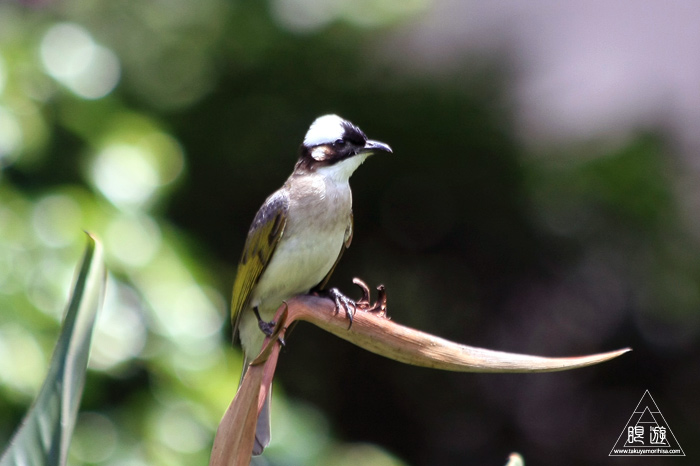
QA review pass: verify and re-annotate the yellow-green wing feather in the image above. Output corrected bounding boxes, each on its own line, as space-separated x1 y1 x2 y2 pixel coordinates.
231 191 289 339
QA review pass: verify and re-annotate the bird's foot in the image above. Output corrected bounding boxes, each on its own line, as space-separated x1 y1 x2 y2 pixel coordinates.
253 306 286 346
313 279 388 329
329 287 358 328
258 319 276 336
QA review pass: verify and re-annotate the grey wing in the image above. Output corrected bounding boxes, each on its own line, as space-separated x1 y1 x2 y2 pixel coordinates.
230 190 289 339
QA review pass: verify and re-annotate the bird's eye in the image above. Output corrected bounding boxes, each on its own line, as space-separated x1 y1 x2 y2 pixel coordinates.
334 138 346 147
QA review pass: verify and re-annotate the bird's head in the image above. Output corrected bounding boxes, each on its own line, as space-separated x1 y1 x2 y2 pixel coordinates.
295 114 392 180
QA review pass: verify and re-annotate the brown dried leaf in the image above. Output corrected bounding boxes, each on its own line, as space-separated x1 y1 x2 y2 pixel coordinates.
209 338 282 466
286 294 630 373
211 287 630 465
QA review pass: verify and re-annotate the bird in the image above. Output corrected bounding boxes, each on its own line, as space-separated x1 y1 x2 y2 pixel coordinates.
230 114 392 455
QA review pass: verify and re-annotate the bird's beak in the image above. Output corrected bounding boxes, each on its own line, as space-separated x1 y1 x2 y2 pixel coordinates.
360 139 393 155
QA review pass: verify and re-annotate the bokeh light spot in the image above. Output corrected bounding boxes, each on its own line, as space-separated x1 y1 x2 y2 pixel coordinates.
105 214 162 267
141 132 185 185
70 412 118 464
27 255 74 320
31 194 82 248
89 276 148 370
92 144 159 207
0 324 46 398
40 22 120 99
155 406 209 454
149 282 224 340
271 0 341 32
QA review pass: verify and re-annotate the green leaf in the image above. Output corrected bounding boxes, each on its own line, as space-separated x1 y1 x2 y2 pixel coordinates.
0 233 106 466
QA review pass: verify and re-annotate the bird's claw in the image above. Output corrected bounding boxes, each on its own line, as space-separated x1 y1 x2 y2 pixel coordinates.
327 287 357 328
257 320 286 346
258 319 276 336
254 306 286 346
314 280 388 329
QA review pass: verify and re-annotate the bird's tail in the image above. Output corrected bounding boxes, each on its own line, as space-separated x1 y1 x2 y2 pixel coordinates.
253 394 272 455
241 357 272 456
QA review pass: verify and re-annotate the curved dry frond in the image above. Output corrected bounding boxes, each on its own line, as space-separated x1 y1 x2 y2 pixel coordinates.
211 292 630 466
287 294 631 373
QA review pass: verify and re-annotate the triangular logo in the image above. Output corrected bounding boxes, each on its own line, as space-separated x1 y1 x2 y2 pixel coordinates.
609 390 684 456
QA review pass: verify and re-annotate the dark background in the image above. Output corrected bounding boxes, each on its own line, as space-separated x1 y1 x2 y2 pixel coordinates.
0 1 697 465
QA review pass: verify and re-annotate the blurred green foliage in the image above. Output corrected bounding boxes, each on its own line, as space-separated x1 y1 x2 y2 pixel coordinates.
0 234 103 466
0 1 418 465
1 0 698 465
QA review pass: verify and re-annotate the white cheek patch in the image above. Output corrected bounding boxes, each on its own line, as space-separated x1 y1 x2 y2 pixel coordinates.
311 146 328 161
304 114 346 147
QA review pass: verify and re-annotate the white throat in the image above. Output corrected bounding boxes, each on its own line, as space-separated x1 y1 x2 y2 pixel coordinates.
315 153 369 183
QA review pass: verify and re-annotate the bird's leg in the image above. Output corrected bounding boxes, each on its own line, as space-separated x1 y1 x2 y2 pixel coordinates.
253 306 286 346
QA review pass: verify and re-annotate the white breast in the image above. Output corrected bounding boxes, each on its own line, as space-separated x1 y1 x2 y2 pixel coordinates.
250 174 351 316
238 169 357 357
251 225 343 304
